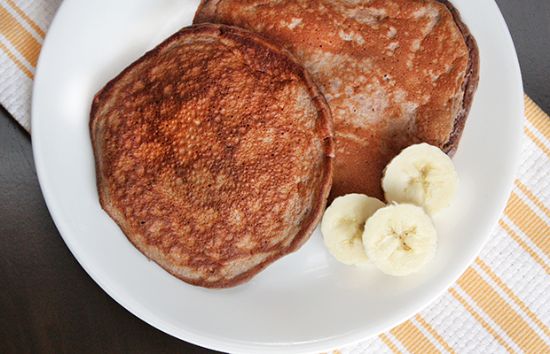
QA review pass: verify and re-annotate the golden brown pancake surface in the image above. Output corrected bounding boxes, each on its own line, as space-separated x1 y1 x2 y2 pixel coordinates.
195 0 479 199
90 24 333 288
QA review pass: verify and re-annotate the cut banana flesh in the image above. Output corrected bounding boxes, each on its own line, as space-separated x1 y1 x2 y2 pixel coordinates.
321 194 385 266
382 143 458 215
363 204 437 276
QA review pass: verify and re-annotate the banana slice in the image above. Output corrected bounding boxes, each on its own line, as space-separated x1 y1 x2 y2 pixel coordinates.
321 194 385 266
363 204 437 276
382 143 458 215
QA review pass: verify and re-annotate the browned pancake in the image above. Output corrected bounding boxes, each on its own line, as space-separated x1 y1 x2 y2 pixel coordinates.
90 24 334 288
195 0 479 200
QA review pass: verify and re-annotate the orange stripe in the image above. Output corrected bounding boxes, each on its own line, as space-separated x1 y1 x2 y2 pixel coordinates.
515 179 550 218
475 258 550 338
505 193 550 256
379 333 403 354
390 320 441 353
0 4 41 66
415 314 457 354
0 40 32 78
457 268 549 352
5 0 45 37
499 219 550 274
449 287 516 353
524 96 550 141
525 126 550 157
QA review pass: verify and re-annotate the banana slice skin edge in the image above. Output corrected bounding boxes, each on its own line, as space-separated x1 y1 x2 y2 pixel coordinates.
382 143 458 215
321 194 385 266
363 203 437 276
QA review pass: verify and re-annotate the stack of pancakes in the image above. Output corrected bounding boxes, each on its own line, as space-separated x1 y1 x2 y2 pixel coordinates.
91 0 478 287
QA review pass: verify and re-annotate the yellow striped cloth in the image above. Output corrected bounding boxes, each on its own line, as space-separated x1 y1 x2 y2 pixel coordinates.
1 1 548 353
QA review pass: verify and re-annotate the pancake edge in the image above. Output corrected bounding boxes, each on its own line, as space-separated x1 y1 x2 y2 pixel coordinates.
90 23 334 288
437 0 480 155
194 0 480 156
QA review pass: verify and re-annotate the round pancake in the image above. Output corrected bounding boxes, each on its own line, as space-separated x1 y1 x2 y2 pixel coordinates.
90 24 334 288
195 0 479 200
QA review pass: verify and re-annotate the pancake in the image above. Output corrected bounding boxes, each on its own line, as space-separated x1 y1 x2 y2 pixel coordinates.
90 24 334 288
195 0 479 200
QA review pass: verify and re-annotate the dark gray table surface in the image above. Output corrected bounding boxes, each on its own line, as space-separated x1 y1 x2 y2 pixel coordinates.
1 1 549 353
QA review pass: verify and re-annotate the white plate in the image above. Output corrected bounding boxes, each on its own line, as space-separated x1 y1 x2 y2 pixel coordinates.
32 1 524 352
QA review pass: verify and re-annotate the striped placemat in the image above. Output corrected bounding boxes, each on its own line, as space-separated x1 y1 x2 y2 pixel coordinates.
1 1 548 352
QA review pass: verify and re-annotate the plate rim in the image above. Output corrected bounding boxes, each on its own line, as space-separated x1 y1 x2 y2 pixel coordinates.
31 1 525 352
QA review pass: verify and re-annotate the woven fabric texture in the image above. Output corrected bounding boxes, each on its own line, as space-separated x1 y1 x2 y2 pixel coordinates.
1 1 548 352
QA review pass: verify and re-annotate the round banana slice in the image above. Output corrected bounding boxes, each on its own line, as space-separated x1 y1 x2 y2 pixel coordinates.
321 194 385 266
363 204 437 276
382 143 458 215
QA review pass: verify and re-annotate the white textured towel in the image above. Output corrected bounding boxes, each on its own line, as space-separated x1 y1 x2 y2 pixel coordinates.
1 1 549 352
0 0 60 131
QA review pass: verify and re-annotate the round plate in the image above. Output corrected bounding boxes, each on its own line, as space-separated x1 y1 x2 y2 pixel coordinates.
32 0 524 352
